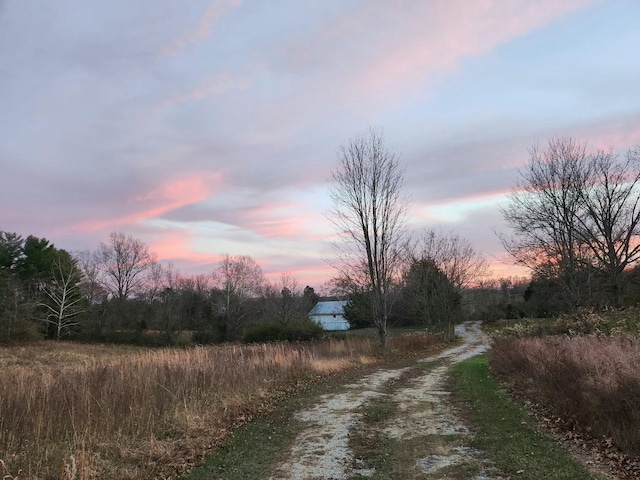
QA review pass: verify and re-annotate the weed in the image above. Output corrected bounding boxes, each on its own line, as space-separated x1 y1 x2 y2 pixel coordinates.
490 335 640 458
0 338 374 479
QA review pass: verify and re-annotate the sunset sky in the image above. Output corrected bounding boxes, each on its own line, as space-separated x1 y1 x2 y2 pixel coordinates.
1 0 640 289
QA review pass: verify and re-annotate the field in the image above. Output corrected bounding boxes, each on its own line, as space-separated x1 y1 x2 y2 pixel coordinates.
0 338 379 479
488 311 640 478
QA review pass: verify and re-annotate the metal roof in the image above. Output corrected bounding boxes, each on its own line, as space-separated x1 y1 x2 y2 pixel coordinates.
308 300 348 316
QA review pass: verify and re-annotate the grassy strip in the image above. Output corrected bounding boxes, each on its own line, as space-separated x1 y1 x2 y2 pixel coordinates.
183 364 380 480
450 354 603 480
183 400 302 480
350 396 399 479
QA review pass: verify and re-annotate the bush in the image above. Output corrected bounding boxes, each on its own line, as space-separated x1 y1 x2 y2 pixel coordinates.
0 321 42 343
490 309 640 339
490 335 640 457
243 319 324 343
387 332 440 352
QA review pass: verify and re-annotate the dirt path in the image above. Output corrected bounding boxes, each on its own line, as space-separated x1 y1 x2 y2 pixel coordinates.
268 322 502 480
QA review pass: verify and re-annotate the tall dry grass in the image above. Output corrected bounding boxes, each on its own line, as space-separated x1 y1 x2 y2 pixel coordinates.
0 338 374 479
490 335 640 457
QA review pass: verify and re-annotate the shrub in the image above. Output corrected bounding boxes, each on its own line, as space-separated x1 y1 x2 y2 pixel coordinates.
490 335 640 457
489 309 640 339
387 332 440 352
0 337 373 478
243 319 324 343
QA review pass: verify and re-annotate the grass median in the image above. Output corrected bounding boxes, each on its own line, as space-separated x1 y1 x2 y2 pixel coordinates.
449 354 604 480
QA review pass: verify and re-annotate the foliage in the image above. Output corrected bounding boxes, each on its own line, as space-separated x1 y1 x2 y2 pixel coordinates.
401 257 461 340
489 309 640 339
243 319 324 343
490 335 640 461
0 232 87 341
343 289 374 328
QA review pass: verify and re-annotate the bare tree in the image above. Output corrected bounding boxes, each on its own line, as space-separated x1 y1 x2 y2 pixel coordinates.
97 232 157 302
500 138 592 310
214 254 265 339
329 128 408 345
501 138 640 308
274 272 301 324
415 229 489 290
75 250 107 304
576 147 640 305
38 251 85 340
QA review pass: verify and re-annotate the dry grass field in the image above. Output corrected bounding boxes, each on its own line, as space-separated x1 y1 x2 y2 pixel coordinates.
490 334 640 469
0 338 377 479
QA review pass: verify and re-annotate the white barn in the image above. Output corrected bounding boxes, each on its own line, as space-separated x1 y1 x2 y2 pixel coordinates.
308 300 350 331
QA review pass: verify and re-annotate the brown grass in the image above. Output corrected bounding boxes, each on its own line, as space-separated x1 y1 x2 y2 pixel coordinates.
387 331 440 352
0 338 374 479
490 335 640 458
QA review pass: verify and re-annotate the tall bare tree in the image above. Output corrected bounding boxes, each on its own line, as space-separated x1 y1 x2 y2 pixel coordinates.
75 250 107 304
501 138 640 308
576 147 640 305
329 128 408 345
97 232 157 302
214 254 264 339
500 138 593 310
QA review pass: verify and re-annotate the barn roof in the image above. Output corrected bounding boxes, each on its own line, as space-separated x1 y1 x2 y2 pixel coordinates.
308 300 348 316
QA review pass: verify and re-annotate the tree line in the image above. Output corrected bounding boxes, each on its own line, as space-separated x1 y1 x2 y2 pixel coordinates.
500 138 640 313
328 130 640 344
7 133 634 345
0 231 321 344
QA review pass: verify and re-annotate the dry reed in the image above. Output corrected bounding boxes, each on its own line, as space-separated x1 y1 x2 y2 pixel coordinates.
490 335 640 457
0 338 373 479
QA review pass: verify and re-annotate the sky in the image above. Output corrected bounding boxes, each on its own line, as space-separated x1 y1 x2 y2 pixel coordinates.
1 0 640 289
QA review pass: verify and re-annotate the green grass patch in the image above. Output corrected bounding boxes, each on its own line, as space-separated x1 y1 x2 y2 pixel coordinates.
183 405 302 480
450 354 603 480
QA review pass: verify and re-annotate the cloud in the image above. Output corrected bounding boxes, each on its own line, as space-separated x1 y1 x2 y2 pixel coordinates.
160 72 251 109
160 0 241 56
358 0 595 94
71 173 222 233
275 0 595 106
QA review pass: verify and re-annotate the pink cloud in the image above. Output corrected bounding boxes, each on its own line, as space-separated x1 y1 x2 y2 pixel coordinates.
571 117 640 152
238 201 325 239
261 261 335 288
357 0 595 95
285 0 594 106
72 172 222 233
146 230 221 267
161 72 251 108
160 0 241 57
488 261 530 280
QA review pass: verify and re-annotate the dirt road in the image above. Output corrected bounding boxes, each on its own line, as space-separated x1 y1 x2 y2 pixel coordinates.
268 322 502 480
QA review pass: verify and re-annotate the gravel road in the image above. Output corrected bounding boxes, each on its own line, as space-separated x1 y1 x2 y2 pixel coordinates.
268 322 502 480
